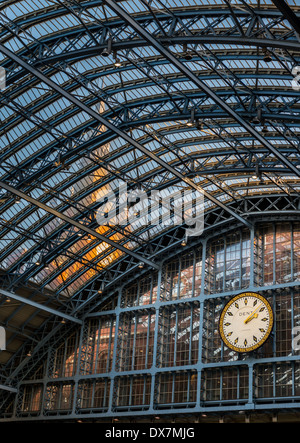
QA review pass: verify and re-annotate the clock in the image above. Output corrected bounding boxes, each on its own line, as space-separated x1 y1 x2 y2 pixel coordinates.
219 292 273 353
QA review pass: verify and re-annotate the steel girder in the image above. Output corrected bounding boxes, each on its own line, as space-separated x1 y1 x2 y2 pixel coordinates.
2 5 300 70
0 178 159 270
0 384 17 394
1 1 298 205
1 86 300 173
271 0 300 35
0 288 82 325
0 87 298 290
0 123 296 290
0 42 254 229
1 89 299 193
103 0 300 180
2 172 299 295
1 3 299 167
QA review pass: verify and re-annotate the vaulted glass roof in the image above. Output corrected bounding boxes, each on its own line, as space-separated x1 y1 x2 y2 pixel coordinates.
0 0 299 370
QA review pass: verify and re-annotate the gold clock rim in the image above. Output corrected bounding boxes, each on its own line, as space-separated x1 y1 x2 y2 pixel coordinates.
218 291 274 353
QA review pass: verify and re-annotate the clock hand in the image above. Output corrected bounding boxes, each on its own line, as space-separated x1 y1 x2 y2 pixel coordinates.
244 313 258 324
244 303 263 324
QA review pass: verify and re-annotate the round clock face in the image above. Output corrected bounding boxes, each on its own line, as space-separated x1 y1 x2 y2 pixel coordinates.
219 292 273 353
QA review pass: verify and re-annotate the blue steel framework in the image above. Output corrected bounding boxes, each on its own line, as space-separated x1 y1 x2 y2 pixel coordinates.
1 220 300 421
0 0 299 423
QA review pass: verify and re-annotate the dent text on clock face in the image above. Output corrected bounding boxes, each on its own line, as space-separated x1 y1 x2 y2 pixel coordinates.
239 311 254 316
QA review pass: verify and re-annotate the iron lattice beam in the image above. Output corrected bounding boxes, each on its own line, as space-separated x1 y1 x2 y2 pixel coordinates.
0 288 83 325
0 42 253 229
271 0 300 35
0 179 159 270
3 5 300 72
0 384 17 394
102 0 300 180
